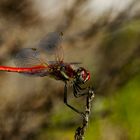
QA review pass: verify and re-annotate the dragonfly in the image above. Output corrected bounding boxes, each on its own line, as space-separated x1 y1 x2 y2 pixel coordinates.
0 32 91 117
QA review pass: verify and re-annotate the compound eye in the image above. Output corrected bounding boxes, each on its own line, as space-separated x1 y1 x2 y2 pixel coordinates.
80 70 90 83
81 70 87 82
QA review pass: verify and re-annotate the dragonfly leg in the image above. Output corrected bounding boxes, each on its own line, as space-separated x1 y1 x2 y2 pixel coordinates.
73 83 88 98
75 83 86 90
64 82 85 117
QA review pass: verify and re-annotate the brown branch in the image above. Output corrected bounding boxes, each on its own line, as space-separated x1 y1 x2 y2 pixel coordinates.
74 88 95 140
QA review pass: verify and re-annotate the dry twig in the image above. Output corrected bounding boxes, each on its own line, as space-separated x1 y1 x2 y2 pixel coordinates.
74 88 95 140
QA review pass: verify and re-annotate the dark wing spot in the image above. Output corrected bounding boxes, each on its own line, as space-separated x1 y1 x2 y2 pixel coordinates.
31 48 37 51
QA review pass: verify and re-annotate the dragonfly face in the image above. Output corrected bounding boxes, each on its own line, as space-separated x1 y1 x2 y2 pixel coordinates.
75 67 90 85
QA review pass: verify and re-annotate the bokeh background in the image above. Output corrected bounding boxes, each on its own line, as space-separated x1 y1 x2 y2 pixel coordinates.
0 0 140 140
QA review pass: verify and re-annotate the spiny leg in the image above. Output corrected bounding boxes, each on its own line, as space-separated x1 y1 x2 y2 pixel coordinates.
73 83 88 98
75 83 86 90
64 82 85 117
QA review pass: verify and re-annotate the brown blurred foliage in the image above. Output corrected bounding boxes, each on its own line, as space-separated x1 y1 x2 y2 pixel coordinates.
0 0 41 27
0 0 140 139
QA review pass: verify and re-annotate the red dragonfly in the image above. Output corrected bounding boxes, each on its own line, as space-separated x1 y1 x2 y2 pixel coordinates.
0 32 91 116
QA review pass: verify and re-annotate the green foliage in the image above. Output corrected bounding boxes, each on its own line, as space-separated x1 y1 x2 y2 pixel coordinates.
85 75 140 140
110 75 140 140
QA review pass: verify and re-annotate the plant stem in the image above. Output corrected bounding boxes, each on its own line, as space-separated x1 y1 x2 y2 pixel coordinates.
74 88 95 140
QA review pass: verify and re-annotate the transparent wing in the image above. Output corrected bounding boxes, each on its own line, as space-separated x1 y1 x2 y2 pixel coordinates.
14 48 47 67
14 48 50 77
37 32 64 62
14 32 64 68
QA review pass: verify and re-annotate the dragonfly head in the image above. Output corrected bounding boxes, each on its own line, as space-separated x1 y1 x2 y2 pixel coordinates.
75 67 90 84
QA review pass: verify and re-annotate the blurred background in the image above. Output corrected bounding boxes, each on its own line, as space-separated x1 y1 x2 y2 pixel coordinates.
0 0 140 140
